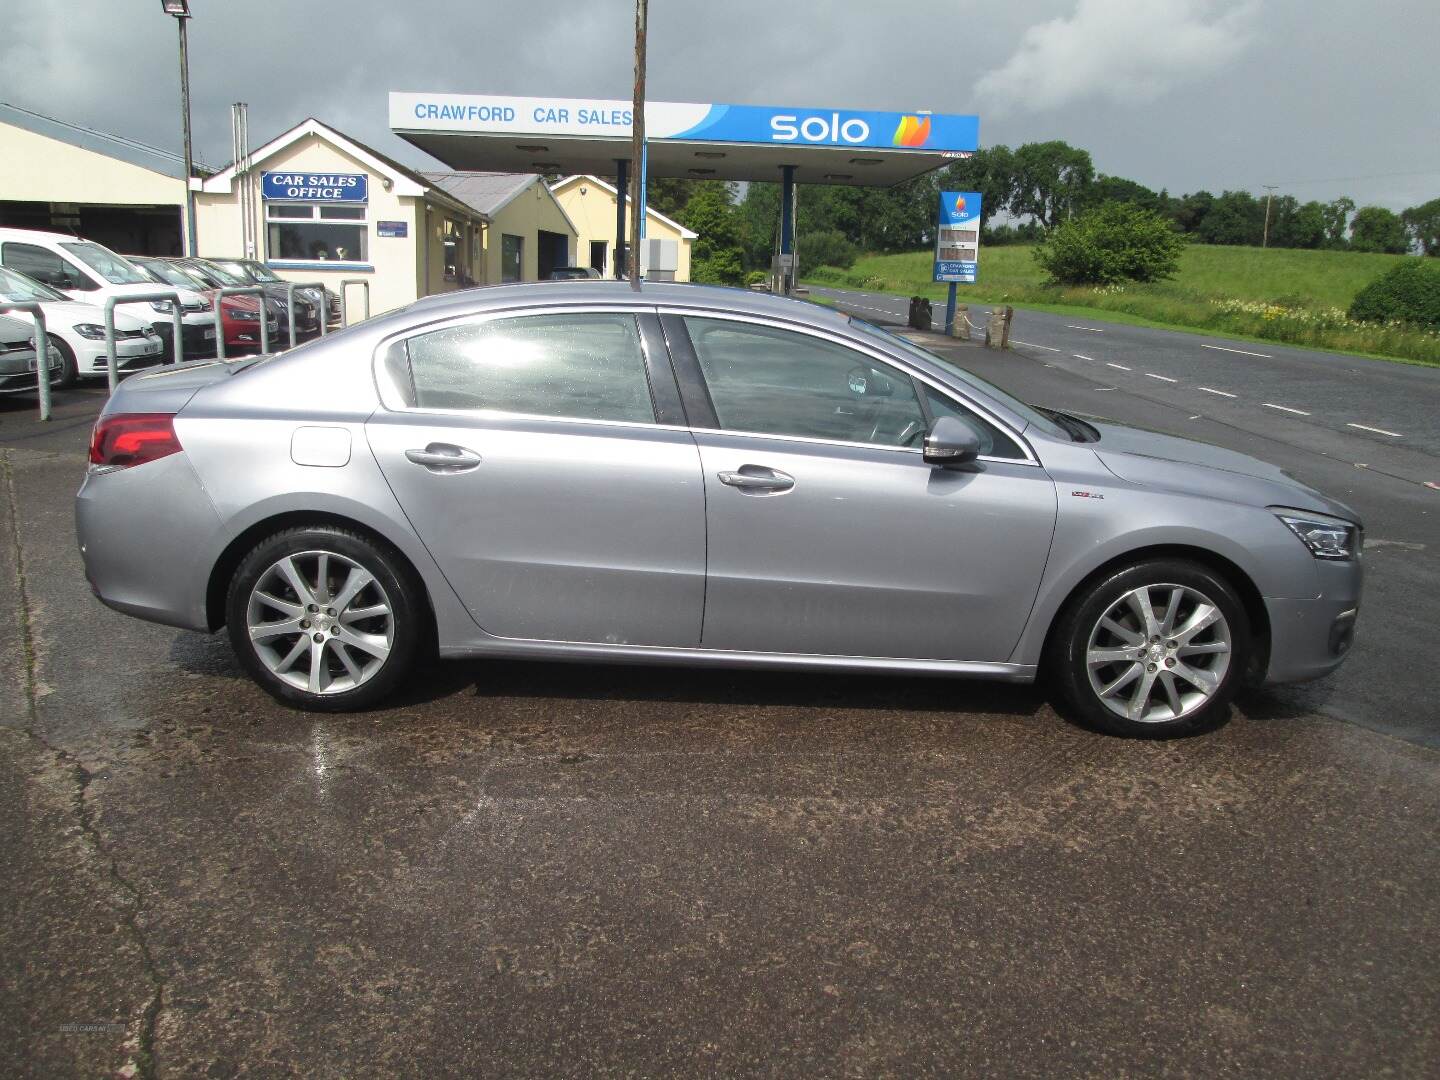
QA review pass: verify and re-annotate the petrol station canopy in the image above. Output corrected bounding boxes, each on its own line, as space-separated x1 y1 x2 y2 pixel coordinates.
390 93 979 187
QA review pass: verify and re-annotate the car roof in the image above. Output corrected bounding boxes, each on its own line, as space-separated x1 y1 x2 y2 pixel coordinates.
405 280 850 331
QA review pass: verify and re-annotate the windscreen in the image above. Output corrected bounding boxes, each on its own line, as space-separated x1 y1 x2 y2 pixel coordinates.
0 266 67 303
59 242 150 285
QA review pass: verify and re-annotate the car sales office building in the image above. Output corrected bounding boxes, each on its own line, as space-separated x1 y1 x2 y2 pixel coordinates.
194 118 579 315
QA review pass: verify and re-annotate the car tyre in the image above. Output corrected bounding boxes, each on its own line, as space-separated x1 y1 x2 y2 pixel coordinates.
51 339 79 390
225 525 425 712
1050 559 1250 738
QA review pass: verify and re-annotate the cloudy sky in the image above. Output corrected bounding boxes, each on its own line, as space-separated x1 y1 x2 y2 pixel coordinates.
4 0 1437 210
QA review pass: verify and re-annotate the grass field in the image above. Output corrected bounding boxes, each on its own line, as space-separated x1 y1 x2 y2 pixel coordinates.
803 244 1440 366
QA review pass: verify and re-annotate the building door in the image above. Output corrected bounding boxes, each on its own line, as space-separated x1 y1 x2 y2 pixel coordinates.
537 230 569 280
589 240 607 273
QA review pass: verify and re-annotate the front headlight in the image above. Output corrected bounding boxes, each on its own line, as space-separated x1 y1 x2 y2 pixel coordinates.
150 300 178 313
231 308 260 321
73 323 108 340
1275 511 1360 560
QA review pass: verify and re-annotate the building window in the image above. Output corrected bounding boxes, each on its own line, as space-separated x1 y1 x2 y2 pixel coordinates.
265 203 368 264
442 218 463 282
501 234 523 283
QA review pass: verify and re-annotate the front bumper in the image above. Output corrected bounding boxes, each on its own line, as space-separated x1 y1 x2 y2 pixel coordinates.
78 335 166 374
1262 557 1363 684
153 321 218 361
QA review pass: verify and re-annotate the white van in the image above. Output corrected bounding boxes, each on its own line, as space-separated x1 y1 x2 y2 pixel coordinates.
0 228 216 362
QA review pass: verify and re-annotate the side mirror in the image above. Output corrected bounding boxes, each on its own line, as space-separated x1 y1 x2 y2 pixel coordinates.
923 415 982 468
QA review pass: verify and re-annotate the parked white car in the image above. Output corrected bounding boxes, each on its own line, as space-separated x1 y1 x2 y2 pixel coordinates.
0 313 63 396
0 228 216 362
0 266 162 387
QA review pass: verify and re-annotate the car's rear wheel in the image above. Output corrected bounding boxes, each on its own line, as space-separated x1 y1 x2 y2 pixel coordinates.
225 526 423 711
1051 559 1250 737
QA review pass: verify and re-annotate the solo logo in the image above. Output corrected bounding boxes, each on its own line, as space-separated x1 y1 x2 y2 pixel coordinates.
770 113 871 144
893 115 932 147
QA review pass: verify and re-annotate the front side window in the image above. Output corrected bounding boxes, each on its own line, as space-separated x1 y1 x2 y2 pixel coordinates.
2 243 91 290
403 312 654 424
684 317 928 448
266 203 368 263
58 242 149 285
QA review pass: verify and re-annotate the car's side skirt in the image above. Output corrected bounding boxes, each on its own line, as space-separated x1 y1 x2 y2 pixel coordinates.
438 637 1038 682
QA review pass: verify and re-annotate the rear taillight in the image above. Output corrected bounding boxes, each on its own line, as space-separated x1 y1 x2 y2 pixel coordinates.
88 413 183 470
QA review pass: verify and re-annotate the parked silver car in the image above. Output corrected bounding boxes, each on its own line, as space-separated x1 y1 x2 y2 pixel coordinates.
76 283 1362 735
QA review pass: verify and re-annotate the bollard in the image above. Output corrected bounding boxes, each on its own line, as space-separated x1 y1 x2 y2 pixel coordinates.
1000 305 1014 350
213 286 271 362
339 279 370 327
951 304 970 341
104 291 182 394
283 281 328 349
0 302 55 421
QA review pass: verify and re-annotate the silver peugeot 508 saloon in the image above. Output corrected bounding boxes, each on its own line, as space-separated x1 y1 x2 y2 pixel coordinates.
77 283 1362 736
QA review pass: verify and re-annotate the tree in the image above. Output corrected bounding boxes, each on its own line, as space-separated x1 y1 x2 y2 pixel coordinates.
680 182 745 285
1196 190 1264 246
1081 174 1162 213
646 178 694 219
1273 199 1327 249
1349 259 1440 328
1401 198 1440 256
797 229 858 271
1349 206 1410 254
1010 141 1095 228
1322 196 1355 247
934 145 1016 228
1170 190 1214 235
1033 203 1185 285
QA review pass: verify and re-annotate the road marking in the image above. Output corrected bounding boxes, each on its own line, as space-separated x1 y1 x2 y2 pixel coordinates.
1106 362 1131 371
1094 386 1116 391
1263 403 1311 416
1012 340 1062 352
1146 373 1179 383
1073 353 1097 361
1202 344 1272 358
1347 422 1403 438
1198 387 1237 398
1066 324 1105 332
1425 481 1439 491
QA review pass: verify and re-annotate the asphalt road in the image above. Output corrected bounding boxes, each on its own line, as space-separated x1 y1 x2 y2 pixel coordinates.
3 376 1439 1077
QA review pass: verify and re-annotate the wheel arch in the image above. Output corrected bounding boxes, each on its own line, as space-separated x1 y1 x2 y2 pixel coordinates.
1038 543 1271 685
205 510 437 635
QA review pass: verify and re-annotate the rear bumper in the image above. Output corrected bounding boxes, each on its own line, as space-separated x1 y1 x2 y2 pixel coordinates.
1262 558 1363 685
76 452 222 632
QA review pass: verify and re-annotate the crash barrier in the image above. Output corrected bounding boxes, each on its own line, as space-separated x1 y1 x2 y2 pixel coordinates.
284 282 328 349
907 296 933 332
214 287 270 362
339 279 370 327
105 291 184 395
0 301 55 422
985 306 1015 350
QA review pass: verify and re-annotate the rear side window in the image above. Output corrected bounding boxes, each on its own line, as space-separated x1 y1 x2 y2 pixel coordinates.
403 312 655 424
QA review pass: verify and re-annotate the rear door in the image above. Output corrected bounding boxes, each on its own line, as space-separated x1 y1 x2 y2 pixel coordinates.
668 313 1057 663
366 307 707 646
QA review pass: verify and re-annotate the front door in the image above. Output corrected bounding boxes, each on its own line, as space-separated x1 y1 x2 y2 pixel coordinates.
678 315 1057 662
367 310 705 646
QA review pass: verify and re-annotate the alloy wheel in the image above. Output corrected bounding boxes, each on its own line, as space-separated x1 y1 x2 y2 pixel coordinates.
1085 583 1232 724
245 549 394 695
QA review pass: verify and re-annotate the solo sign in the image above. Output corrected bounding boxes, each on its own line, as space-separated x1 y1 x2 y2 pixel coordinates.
934 190 981 283
262 171 369 203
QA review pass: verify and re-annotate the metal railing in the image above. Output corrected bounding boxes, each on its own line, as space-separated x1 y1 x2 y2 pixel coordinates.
339 279 370 327
104 291 184 394
0 301 55 421
213 286 270 362
283 281 329 348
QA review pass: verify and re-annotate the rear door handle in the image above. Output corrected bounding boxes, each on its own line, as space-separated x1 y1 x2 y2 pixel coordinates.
717 466 794 494
405 442 482 472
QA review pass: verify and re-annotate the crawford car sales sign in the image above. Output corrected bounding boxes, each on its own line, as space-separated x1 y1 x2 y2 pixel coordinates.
262 171 369 203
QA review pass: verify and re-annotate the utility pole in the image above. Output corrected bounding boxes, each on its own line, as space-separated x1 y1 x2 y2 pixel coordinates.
629 0 647 291
162 1 198 256
1262 184 1277 249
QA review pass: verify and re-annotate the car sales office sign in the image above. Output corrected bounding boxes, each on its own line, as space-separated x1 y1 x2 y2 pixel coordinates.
262 171 369 203
934 191 981 283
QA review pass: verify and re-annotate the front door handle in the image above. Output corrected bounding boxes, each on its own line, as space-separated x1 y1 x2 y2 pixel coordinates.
717 466 794 494
405 442 482 472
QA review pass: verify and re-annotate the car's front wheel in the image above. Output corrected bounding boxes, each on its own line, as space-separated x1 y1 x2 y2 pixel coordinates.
1051 559 1250 737
51 339 79 390
225 526 424 711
